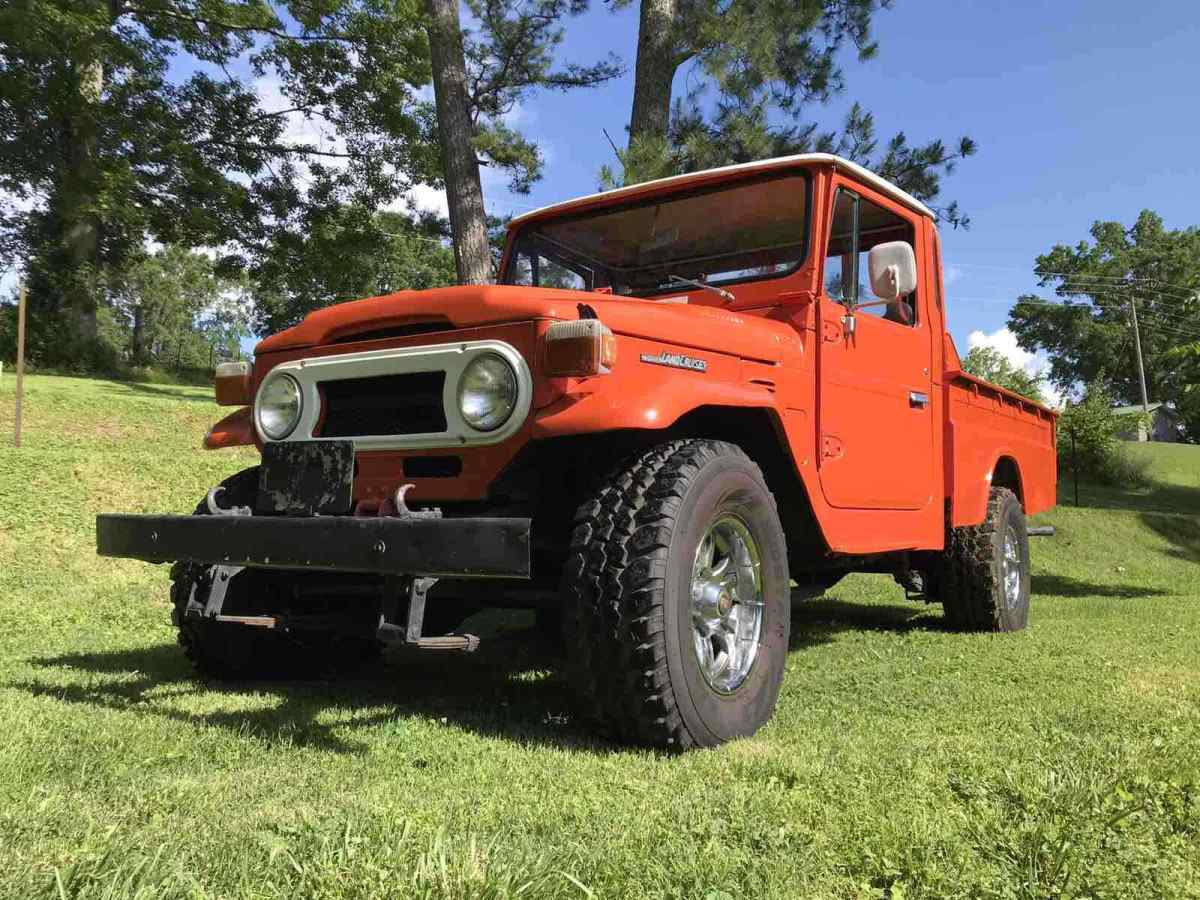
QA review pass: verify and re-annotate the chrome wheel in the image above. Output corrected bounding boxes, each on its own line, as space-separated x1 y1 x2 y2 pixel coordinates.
690 513 764 693
1002 523 1023 610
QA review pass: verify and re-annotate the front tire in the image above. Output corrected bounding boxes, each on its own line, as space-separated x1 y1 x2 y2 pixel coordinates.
561 440 790 750
940 487 1031 632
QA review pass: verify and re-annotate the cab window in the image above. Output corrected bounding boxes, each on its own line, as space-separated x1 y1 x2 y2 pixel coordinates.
507 249 589 290
824 188 918 326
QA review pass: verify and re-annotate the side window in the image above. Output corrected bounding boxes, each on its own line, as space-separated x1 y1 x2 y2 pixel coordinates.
825 190 857 303
508 248 589 290
824 188 918 326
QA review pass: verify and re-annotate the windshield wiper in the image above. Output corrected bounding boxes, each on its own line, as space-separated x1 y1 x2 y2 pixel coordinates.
662 274 735 303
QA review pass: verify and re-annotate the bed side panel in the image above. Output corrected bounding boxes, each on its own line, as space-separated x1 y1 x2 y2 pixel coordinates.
946 376 1057 526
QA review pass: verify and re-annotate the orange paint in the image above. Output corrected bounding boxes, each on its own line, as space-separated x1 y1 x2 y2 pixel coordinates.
207 155 1056 555
204 407 254 450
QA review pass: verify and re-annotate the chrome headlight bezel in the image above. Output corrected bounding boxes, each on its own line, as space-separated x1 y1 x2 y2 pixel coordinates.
456 352 518 432
255 371 303 440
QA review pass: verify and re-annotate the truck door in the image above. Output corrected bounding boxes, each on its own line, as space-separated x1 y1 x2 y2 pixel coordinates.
817 186 935 511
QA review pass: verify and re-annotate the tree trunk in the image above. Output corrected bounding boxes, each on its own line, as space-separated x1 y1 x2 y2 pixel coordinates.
424 0 493 285
60 48 104 341
131 305 145 363
628 0 680 145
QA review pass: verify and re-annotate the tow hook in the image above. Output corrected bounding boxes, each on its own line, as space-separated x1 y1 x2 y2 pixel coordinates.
352 483 443 519
206 487 252 517
392 484 442 520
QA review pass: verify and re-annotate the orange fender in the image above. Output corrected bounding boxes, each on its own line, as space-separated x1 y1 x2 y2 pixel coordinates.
204 407 255 450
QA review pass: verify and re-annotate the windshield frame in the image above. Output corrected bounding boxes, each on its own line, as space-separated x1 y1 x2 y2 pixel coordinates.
500 168 814 299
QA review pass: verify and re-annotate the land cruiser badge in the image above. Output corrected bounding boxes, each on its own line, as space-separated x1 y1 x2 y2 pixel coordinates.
639 351 707 372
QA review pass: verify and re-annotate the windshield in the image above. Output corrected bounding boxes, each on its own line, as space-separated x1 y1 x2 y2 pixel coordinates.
502 171 810 298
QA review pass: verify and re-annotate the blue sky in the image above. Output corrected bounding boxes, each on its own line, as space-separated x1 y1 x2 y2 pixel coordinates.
477 0 1200 371
10 0 1193 376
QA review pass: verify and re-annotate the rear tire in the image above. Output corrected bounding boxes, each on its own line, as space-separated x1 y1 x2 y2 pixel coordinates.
939 487 1031 632
561 440 790 750
171 468 380 679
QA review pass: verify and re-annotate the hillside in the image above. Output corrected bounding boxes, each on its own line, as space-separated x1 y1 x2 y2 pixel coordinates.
1 374 1198 898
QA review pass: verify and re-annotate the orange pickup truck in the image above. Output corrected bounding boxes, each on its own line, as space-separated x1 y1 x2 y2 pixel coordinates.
97 153 1057 749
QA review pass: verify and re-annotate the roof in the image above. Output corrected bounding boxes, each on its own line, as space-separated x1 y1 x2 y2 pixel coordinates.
1113 403 1166 415
507 153 936 228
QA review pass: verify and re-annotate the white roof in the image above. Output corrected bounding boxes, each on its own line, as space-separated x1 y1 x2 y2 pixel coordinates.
508 153 936 226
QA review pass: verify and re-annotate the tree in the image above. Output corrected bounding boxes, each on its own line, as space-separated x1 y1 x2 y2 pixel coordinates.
605 0 976 221
0 0 437 366
1160 340 1200 441
961 345 1046 404
1058 382 1148 485
114 246 240 367
1007 210 1200 430
253 209 456 334
424 0 620 283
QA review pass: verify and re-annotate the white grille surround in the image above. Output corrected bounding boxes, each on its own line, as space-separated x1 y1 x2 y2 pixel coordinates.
253 339 534 451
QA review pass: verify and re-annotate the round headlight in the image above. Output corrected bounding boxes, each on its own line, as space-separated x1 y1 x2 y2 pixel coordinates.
257 373 303 440
457 354 518 432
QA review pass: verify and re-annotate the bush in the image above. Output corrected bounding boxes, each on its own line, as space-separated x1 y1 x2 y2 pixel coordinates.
1058 383 1150 486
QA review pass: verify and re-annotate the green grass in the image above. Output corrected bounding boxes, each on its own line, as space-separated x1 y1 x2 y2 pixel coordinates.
1 373 1198 899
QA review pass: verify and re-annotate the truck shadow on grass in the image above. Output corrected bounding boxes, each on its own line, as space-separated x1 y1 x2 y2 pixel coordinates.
16 594 937 754
789 596 948 646
19 631 583 755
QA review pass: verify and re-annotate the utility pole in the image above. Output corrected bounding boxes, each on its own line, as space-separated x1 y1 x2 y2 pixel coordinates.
1127 291 1150 415
14 280 27 447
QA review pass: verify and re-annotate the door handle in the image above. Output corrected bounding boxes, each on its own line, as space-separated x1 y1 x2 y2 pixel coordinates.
909 391 930 408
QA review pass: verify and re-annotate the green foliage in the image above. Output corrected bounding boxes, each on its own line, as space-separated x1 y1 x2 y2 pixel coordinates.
115 246 248 366
1008 210 1200 441
252 209 456 334
463 0 621 193
1059 382 1150 486
3 375 1200 898
1162 340 1200 441
604 1 976 220
961 345 1046 403
0 0 439 363
1 246 248 377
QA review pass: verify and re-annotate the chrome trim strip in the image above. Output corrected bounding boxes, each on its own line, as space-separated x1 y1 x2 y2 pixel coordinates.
254 339 533 451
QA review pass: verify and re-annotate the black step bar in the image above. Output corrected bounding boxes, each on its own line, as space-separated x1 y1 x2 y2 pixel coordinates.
96 513 531 579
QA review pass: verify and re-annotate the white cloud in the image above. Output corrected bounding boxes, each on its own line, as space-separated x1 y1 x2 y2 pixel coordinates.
967 326 1065 408
252 73 348 186
384 183 449 220
967 326 1037 372
944 264 964 287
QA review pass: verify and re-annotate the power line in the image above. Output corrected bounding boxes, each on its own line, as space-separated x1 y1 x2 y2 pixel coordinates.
953 293 1200 342
946 261 1200 300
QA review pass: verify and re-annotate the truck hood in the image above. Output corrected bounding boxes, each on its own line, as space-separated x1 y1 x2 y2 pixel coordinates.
255 284 802 363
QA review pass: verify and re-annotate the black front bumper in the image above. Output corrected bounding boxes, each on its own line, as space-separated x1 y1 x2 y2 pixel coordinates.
96 514 531 579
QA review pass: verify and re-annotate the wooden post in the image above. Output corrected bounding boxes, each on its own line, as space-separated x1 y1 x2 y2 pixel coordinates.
14 281 27 448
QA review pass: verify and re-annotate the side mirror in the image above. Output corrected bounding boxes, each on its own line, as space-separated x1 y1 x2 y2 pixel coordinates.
867 241 917 301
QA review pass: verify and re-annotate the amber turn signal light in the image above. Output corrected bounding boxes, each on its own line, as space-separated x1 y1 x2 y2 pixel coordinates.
544 319 616 377
214 361 253 406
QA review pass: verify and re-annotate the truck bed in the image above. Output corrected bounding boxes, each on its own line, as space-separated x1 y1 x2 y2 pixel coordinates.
945 372 1058 526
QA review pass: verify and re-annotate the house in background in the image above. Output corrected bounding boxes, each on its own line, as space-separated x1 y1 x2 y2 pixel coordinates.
1115 402 1180 442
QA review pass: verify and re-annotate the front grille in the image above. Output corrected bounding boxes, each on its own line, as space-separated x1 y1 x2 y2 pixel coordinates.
317 371 447 437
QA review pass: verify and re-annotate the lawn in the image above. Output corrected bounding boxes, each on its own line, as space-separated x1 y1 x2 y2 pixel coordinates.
1 374 1198 899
